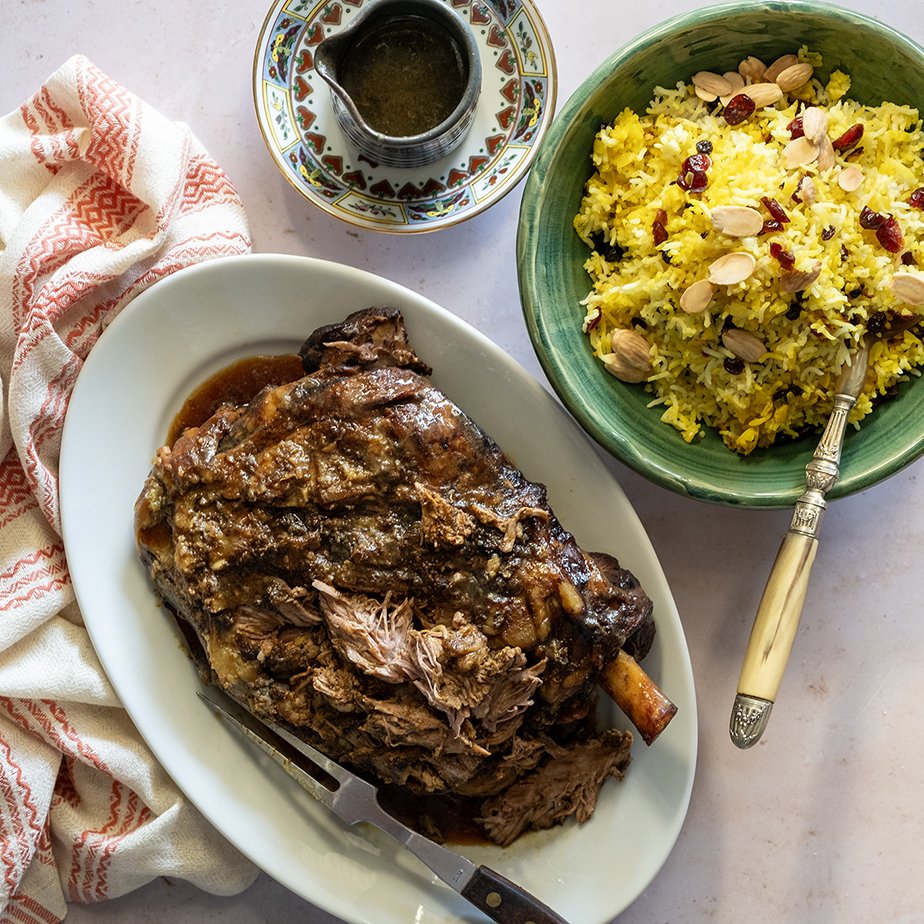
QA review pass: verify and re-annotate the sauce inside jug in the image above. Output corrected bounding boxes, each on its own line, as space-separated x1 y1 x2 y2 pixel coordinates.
338 15 467 136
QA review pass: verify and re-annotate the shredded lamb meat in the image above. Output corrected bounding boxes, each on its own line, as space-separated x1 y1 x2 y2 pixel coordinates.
134 306 666 844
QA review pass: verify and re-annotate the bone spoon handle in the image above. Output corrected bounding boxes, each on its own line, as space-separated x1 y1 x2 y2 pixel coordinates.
730 386 858 748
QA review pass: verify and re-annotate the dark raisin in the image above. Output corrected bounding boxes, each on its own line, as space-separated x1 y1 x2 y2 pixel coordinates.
723 356 745 374
631 317 648 329
723 93 756 125
822 226 836 241
909 187 924 209
832 123 864 152
785 303 802 321
661 250 673 264
901 251 917 266
773 387 789 401
867 311 887 335
841 245 849 261
790 384 804 397
848 286 864 299
761 196 790 223
590 232 625 261
696 139 713 154
876 215 904 253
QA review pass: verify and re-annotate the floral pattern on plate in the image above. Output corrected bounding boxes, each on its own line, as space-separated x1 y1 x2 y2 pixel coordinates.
253 0 557 232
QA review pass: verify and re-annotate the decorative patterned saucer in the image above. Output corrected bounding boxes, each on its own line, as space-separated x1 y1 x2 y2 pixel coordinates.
253 0 557 232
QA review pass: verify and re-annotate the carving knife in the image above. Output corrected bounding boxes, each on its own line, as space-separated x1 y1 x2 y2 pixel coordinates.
198 686 570 924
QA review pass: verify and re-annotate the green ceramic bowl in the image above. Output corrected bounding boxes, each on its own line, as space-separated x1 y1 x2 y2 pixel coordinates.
517 0 924 507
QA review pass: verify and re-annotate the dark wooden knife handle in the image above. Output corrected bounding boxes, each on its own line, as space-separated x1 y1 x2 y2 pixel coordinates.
460 865 570 924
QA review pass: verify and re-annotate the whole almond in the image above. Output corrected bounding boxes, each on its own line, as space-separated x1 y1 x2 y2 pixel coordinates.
720 71 746 105
710 205 765 237
679 279 715 313
692 70 734 100
738 55 767 82
742 82 785 108
891 271 924 306
708 251 757 286
801 106 828 145
837 164 864 192
776 61 814 92
722 328 767 363
782 136 819 169
764 53 800 82
780 259 822 293
604 328 652 383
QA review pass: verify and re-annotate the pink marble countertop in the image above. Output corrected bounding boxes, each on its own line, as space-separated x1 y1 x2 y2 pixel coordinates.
5 1 924 921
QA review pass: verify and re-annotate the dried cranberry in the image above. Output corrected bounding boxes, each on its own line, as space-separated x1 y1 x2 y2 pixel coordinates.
787 116 805 139
723 93 756 125
723 356 746 374
652 208 668 245
770 242 796 270
677 153 712 191
844 146 864 161
908 187 924 209
832 123 864 152
901 251 917 266
859 206 887 230
822 226 836 241
761 196 790 223
678 169 709 193
685 153 712 173
586 310 602 331
876 215 904 253
696 139 713 154
758 219 784 235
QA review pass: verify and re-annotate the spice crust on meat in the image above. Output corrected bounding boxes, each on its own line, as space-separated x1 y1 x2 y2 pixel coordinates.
134 306 669 845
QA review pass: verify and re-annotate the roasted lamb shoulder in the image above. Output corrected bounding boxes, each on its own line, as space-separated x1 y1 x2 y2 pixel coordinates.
134 306 675 846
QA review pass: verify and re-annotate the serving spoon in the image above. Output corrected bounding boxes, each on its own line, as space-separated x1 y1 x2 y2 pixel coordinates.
729 315 918 748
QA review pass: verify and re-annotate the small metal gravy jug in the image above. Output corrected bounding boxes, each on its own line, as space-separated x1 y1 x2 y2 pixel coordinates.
314 0 482 168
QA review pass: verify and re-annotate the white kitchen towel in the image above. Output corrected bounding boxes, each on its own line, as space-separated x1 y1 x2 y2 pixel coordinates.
0 55 258 922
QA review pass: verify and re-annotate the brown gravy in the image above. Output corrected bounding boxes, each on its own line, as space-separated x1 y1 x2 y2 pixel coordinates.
167 353 304 446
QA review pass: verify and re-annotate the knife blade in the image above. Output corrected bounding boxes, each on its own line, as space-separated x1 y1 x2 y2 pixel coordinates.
198 686 570 924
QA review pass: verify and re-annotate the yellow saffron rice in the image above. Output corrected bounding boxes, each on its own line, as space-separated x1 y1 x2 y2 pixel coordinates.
573 57 924 454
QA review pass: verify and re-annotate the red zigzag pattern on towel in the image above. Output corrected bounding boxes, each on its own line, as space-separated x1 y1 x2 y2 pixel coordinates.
0 735 44 894
76 59 140 188
0 545 69 614
181 154 242 212
11 173 144 335
0 452 38 530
